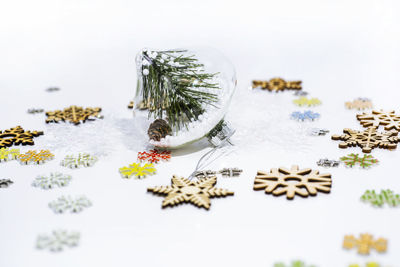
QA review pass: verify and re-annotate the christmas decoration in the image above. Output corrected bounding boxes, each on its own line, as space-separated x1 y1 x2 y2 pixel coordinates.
119 162 156 179
253 165 332 200
147 175 234 209
45 87 60 92
294 91 308 96
316 158 340 168
127 100 134 109
27 108 44 114
17 150 54 164
340 153 378 168
137 149 171 163
45 105 102 125
32 172 72 189
357 110 400 132
309 128 329 136
135 47 236 148
147 119 172 141
290 111 320 121
60 153 98 169
361 189 400 207
0 179 14 188
343 233 387 255
0 126 43 148
331 127 399 153
348 263 380 267
0 148 20 162
36 230 80 252
219 168 242 177
293 97 321 107
49 195 92 213
345 98 373 110
193 170 216 179
252 78 302 92
274 260 317 267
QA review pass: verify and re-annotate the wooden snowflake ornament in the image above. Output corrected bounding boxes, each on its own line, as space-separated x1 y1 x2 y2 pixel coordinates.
331 127 399 153
18 150 54 164
343 233 387 255
137 149 171 163
119 163 156 179
345 98 373 110
148 175 234 209
293 97 321 107
252 78 302 92
0 148 20 162
0 126 43 148
253 165 332 199
46 105 102 125
357 110 400 132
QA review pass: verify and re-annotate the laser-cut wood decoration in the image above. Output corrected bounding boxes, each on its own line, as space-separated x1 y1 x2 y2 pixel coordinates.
345 99 373 110
127 101 134 109
253 165 331 199
18 150 54 165
148 175 234 209
343 233 387 255
357 110 400 132
45 105 102 125
0 126 43 148
331 127 399 153
252 78 302 92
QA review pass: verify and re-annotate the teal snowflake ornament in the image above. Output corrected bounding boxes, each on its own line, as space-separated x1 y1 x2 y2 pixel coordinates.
361 189 400 207
274 260 317 267
340 153 378 168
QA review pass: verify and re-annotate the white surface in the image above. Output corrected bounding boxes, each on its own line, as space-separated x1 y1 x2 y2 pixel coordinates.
1 1 400 266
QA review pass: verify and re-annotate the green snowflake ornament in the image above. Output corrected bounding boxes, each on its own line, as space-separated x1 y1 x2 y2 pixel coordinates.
340 153 378 168
274 260 317 267
349 262 380 267
119 162 156 179
293 97 321 107
361 189 400 207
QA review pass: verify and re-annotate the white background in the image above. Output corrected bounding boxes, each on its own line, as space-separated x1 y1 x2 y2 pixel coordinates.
1 0 400 266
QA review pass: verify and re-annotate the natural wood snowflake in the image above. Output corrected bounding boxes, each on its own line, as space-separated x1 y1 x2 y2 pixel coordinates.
0 148 20 162
119 162 156 179
252 78 302 92
343 233 387 255
345 99 373 110
357 110 400 132
331 127 399 153
45 105 102 125
137 149 171 163
0 126 43 148
18 150 54 164
253 165 332 199
147 175 234 209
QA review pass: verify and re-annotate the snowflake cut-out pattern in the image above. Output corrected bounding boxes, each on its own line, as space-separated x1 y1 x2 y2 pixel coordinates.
137 149 171 163
343 233 387 255
0 126 43 148
331 127 399 153
253 165 332 199
361 189 400 207
340 153 378 168
119 162 156 179
0 179 14 188
49 195 92 213
36 230 80 252
0 148 20 162
61 153 98 168
345 99 373 110
32 172 72 189
148 175 234 209
290 111 320 121
293 97 321 107
17 150 54 164
46 105 102 125
357 110 400 132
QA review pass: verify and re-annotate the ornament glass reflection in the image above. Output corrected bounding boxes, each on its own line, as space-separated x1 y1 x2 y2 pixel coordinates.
134 47 237 148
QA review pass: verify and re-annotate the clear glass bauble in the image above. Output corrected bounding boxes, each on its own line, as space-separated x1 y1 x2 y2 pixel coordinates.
134 47 237 148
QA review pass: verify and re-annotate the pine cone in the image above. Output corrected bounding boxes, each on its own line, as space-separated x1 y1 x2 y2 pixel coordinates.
148 119 172 141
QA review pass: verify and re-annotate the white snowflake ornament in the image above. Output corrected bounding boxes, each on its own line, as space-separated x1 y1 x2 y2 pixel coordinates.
32 172 72 189
36 230 80 252
49 195 92 213
61 153 98 169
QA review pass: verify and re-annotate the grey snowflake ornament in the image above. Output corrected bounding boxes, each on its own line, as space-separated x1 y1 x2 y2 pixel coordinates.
32 172 72 189
49 195 92 213
27 108 44 114
0 179 14 188
193 170 216 179
36 230 80 252
294 91 308 96
219 168 243 177
61 153 98 169
316 158 340 168
309 128 330 136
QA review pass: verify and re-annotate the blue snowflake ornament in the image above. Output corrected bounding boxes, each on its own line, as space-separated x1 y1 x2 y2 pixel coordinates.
290 110 320 121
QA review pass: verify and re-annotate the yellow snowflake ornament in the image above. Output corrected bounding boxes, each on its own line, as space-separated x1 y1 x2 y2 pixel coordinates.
0 148 20 162
148 175 234 209
343 233 387 255
293 97 321 107
17 150 54 164
119 162 156 179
